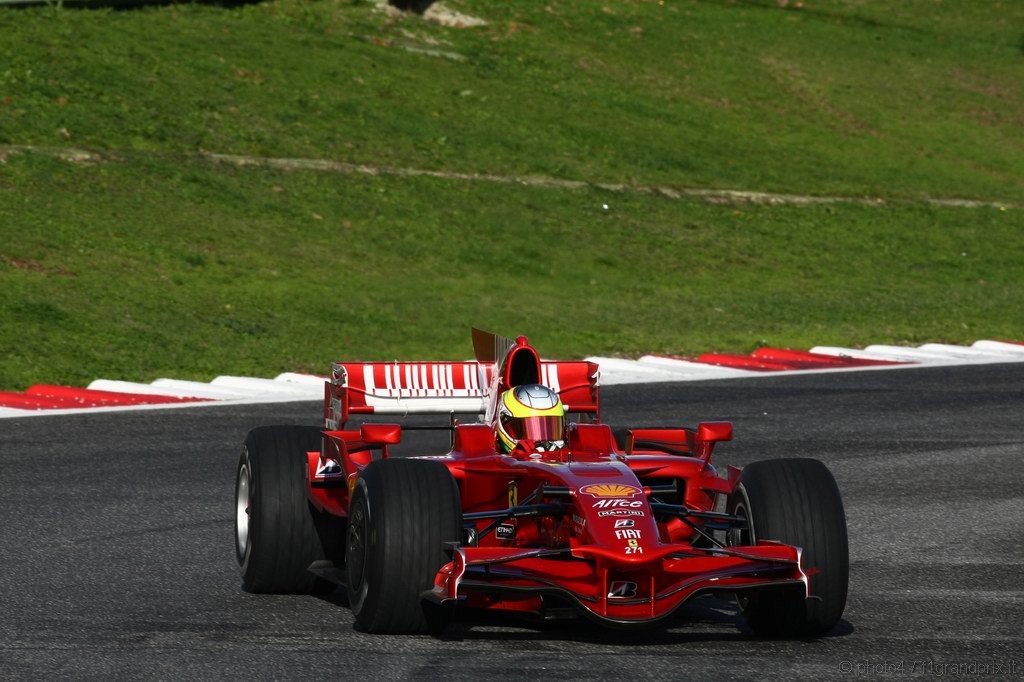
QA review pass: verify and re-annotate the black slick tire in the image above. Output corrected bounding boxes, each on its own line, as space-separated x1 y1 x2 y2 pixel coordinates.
346 458 462 634
727 458 849 637
235 425 342 594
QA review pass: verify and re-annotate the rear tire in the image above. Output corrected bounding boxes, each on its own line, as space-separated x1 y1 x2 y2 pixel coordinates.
235 425 343 594
346 458 462 634
727 458 848 637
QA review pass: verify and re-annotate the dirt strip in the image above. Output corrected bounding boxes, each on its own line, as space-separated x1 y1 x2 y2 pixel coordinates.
1 144 1017 210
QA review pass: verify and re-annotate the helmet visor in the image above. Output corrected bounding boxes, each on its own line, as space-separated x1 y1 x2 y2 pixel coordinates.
501 414 565 442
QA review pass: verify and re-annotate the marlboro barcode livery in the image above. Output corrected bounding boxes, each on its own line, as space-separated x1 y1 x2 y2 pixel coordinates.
234 329 848 636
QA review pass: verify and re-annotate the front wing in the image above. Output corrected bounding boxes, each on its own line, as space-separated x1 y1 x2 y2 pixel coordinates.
425 541 808 627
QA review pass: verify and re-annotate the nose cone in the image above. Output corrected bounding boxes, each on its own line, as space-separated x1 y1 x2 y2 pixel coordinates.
570 468 662 561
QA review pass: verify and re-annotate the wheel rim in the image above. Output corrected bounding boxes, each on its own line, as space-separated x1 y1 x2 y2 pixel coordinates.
729 500 754 547
236 463 251 561
347 501 366 592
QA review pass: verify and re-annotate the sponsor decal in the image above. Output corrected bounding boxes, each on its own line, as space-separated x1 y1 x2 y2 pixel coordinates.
315 458 343 478
625 538 644 555
608 581 637 598
592 499 643 509
508 481 518 508
598 509 645 518
572 514 586 528
614 529 642 540
496 523 515 541
614 519 635 528
579 483 642 499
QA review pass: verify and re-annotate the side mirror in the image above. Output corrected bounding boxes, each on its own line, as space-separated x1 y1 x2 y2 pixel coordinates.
360 423 402 445
697 421 733 443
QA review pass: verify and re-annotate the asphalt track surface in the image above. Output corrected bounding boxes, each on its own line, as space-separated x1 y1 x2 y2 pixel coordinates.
2 364 1022 680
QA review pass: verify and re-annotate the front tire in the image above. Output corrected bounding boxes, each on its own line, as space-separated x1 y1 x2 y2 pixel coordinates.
346 458 462 634
728 458 848 637
236 425 342 594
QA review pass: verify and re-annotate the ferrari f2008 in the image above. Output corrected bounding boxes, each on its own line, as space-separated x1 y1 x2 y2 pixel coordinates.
234 330 848 636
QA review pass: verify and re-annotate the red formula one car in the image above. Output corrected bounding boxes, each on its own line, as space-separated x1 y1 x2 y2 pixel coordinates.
234 330 848 635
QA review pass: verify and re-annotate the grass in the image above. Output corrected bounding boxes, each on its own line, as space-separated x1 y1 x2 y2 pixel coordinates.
0 0 1022 390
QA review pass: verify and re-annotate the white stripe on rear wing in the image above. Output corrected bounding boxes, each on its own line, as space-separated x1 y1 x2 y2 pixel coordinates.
326 360 599 427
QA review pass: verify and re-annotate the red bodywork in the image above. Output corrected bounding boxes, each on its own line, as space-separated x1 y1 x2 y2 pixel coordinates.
304 333 809 627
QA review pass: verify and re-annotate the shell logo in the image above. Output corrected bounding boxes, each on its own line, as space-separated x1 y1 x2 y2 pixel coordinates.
579 483 642 498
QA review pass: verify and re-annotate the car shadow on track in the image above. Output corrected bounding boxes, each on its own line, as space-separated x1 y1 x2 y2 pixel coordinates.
438 598 854 644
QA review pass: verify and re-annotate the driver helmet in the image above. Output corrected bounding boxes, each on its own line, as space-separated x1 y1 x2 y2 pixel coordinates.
496 384 566 453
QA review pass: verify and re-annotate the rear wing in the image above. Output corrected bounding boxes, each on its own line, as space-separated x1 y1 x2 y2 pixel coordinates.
324 360 599 429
